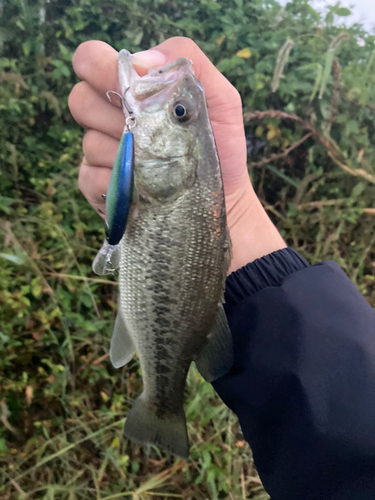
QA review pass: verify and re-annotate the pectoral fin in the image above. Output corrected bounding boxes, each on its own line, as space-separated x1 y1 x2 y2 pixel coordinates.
195 305 233 383
110 311 136 368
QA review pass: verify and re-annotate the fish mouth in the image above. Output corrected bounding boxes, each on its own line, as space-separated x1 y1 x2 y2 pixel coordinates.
137 155 185 167
137 149 186 162
118 50 196 115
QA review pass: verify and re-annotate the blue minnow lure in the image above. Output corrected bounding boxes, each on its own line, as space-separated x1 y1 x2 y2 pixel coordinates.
106 130 134 245
92 128 134 275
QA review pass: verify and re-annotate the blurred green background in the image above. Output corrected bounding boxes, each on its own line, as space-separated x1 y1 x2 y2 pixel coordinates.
1 0 375 498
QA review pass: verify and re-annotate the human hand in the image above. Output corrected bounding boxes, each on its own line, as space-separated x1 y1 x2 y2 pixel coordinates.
68 37 285 273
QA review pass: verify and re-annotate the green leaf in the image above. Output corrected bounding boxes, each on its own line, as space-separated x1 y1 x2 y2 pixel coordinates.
0 252 26 265
345 120 360 135
22 41 30 56
0 331 10 344
0 196 14 214
366 50 375 74
264 164 300 188
319 48 335 99
309 63 323 101
0 438 8 454
131 460 140 473
335 7 351 16
58 42 72 61
61 65 70 78
351 183 365 198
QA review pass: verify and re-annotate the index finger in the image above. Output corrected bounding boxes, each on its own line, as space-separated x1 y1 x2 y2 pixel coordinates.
72 40 165 104
72 41 120 106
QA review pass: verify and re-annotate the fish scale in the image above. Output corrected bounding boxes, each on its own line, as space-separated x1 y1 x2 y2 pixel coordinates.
120 183 226 442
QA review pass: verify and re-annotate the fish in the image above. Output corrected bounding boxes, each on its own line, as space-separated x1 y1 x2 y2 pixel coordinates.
94 50 233 459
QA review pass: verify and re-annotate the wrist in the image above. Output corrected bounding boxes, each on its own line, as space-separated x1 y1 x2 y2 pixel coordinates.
226 179 286 274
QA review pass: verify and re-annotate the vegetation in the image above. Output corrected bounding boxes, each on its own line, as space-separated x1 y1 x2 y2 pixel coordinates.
1 0 375 498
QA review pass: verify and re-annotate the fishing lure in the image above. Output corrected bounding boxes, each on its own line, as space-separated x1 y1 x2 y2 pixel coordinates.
105 129 134 246
93 93 134 275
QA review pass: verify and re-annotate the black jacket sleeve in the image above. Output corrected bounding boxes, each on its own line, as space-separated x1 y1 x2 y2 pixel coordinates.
213 248 375 500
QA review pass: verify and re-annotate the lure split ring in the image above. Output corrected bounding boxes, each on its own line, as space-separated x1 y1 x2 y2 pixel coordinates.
125 116 136 130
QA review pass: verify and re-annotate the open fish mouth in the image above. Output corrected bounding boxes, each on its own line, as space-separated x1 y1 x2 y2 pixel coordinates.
119 50 195 101
138 155 185 164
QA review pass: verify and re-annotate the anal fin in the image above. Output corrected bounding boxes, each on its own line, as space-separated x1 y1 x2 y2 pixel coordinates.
195 305 233 383
110 311 136 368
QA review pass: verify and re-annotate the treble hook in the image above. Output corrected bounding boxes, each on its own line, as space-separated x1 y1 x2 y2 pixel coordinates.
106 89 136 130
106 89 134 116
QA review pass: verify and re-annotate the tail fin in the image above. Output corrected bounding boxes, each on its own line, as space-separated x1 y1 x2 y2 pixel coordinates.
124 395 189 459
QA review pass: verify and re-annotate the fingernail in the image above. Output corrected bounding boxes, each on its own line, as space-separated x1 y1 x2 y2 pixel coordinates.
131 50 166 69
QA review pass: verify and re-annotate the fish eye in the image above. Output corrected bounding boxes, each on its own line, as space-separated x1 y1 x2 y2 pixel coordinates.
171 100 194 123
175 104 186 117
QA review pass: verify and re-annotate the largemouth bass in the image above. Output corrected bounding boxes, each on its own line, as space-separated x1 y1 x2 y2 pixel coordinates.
94 50 233 459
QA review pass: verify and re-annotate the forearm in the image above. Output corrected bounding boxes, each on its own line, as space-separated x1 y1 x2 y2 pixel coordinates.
214 249 375 500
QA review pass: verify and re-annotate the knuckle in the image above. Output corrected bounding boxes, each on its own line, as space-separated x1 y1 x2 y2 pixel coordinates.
229 87 242 109
82 131 95 163
179 36 198 50
77 163 88 195
68 81 92 123
72 41 92 75
168 36 200 54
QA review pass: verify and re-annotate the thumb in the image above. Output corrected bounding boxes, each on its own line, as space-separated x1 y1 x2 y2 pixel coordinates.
131 49 167 75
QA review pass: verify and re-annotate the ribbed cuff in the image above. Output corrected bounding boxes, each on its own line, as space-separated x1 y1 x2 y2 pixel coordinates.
225 248 309 307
